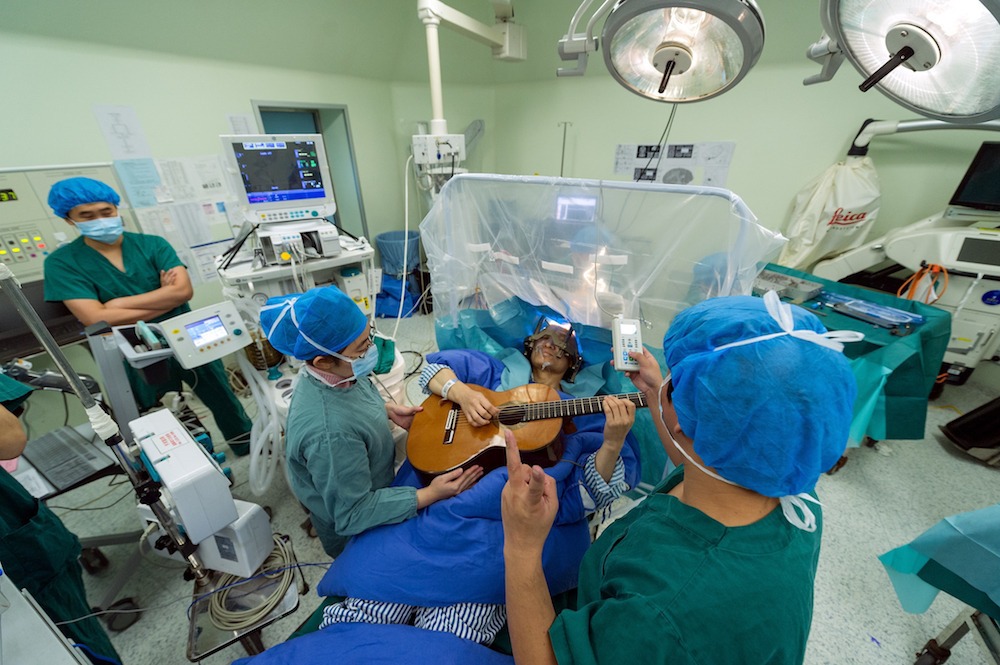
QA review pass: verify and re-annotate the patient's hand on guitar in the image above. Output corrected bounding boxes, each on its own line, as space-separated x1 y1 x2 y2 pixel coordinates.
416 465 485 509
619 347 663 395
452 383 499 427
501 430 558 557
602 396 636 454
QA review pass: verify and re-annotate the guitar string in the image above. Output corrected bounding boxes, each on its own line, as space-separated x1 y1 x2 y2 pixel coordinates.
450 393 647 424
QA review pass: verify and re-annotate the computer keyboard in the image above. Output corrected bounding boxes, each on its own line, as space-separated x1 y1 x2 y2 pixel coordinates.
22 426 113 492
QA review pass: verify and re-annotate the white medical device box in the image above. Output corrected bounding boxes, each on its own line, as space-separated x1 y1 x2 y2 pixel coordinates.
130 409 238 545
334 267 373 315
157 300 252 370
612 317 642 371
139 500 272 578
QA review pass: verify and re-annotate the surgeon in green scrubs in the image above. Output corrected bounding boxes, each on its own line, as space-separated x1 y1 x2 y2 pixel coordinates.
42 177 252 455
501 292 859 664
0 371 122 664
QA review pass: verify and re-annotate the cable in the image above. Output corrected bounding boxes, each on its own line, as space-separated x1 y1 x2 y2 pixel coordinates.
71 643 122 665
391 154 417 342
205 534 301 631
48 483 133 513
897 262 948 304
237 353 283 495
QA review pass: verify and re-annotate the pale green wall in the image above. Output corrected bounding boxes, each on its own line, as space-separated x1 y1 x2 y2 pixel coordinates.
493 64 1000 239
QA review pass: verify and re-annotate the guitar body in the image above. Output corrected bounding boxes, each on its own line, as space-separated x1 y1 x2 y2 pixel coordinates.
407 384 567 485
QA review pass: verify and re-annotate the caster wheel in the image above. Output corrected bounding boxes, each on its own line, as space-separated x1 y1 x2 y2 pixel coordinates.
104 597 141 632
80 547 109 574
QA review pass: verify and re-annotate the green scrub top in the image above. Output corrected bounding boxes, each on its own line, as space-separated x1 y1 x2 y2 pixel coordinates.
43 231 189 322
549 466 822 665
0 373 121 665
285 372 417 557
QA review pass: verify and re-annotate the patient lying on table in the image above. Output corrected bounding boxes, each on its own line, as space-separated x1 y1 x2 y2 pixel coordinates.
318 318 641 645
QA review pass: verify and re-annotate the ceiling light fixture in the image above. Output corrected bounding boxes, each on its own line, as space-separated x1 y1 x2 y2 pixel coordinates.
805 0 1000 124
558 0 765 103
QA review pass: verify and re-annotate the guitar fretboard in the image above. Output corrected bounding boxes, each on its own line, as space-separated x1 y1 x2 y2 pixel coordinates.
499 392 648 423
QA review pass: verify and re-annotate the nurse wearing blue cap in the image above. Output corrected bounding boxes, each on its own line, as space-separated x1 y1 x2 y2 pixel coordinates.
501 292 861 665
42 177 253 455
260 285 482 559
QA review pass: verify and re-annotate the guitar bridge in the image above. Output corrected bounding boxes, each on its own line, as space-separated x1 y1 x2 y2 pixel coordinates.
443 405 457 445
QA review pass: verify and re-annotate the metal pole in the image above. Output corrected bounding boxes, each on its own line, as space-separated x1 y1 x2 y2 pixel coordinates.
558 121 572 177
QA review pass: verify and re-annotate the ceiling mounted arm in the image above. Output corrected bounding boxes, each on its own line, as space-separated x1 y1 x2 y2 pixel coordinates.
847 117 1000 156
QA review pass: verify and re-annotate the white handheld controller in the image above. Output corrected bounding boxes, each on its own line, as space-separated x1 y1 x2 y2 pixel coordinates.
612 317 642 371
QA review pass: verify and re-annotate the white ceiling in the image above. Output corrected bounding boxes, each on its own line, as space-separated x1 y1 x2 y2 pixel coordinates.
5 0 826 84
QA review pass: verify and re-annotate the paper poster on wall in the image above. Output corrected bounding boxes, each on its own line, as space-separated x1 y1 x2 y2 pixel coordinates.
156 156 228 204
93 105 153 160
113 159 162 208
614 141 735 187
227 114 258 135
189 240 233 283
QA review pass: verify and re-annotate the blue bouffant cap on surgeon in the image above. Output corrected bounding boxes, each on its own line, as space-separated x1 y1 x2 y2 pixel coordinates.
259 285 368 361
48 177 122 218
662 294 858 497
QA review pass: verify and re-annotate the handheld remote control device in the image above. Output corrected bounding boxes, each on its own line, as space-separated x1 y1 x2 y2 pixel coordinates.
612 317 642 371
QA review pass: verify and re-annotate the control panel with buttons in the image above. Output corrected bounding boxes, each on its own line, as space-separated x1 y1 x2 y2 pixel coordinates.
156 300 252 370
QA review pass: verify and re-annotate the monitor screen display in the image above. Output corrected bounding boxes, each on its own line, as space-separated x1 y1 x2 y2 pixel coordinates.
555 195 598 222
229 139 327 205
956 237 1000 267
949 142 1000 212
184 316 227 348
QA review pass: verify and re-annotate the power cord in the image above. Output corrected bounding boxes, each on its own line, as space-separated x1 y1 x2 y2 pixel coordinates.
206 534 304 630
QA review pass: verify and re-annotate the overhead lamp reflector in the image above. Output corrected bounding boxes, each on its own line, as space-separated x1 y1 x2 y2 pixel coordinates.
824 0 1000 123
601 0 765 103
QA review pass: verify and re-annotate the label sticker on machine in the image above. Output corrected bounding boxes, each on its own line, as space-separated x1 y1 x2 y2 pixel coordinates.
154 430 185 455
984 290 1000 307
185 316 228 347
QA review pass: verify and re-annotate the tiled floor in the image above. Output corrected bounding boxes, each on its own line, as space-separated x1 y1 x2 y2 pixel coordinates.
52 313 999 664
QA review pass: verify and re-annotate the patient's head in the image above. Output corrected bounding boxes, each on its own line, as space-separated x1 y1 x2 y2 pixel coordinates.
523 318 583 383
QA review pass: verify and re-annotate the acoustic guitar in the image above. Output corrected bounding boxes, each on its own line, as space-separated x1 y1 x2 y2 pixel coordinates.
407 383 648 485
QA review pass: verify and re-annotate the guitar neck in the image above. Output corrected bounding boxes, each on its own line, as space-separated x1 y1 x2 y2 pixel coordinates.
509 392 648 422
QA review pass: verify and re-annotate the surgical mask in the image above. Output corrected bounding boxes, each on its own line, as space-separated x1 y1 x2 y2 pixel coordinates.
329 343 379 385
75 216 124 244
657 373 821 532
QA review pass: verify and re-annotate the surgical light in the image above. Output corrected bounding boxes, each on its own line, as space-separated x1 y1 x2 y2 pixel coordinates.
806 0 1000 124
558 0 765 103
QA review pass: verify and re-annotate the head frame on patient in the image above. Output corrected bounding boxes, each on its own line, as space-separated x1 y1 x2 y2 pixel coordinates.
523 317 584 382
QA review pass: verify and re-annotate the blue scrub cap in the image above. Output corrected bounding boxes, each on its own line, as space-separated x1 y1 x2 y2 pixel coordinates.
662 293 858 497
48 177 122 218
259 285 368 361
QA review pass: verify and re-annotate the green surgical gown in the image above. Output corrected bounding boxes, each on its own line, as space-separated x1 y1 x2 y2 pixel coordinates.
549 466 822 664
0 373 121 665
43 233 252 447
285 372 417 557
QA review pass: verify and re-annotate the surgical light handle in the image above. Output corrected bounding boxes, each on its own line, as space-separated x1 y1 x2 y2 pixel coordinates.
0 263 209 581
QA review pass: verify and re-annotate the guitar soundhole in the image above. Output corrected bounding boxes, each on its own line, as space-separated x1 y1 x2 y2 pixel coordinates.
497 412 521 426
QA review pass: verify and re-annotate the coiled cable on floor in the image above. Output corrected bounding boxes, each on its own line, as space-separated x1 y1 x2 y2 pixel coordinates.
208 534 299 631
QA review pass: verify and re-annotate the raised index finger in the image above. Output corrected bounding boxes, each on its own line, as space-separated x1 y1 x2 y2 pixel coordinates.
504 429 522 477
